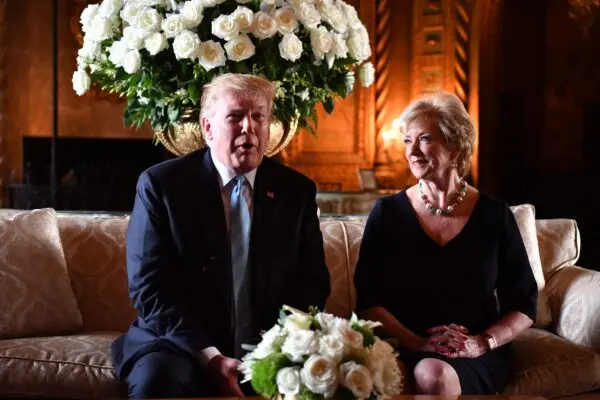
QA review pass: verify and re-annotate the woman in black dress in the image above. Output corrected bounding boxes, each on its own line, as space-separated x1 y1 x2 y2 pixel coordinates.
354 92 537 395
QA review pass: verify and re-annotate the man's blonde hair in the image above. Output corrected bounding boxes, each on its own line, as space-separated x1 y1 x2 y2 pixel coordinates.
200 73 276 121
398 91 476 177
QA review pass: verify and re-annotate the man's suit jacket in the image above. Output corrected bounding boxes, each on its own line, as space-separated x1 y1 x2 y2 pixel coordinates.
111 148 330 377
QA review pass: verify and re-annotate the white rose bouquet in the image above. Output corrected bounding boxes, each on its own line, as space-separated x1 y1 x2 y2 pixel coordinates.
72 0 375 134
239 305 403 400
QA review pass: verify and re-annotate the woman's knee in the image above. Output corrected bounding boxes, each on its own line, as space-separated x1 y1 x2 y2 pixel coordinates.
126 351 201 399
413 358 461 396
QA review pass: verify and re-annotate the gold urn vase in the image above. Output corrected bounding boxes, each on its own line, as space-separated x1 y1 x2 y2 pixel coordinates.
154 109 299 158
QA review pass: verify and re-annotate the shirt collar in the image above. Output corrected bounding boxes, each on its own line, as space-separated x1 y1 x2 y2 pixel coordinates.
210 149 257 190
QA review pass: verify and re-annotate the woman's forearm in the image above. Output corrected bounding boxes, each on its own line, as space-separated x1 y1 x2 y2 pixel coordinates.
359 306 423 351
484 311 533 348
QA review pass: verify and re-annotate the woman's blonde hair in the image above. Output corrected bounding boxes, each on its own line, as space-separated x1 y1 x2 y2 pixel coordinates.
200 73 276 121
398 91 475 177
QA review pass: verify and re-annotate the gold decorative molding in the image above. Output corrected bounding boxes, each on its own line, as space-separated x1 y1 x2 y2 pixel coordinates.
454 0 471 105
374 0 391 164
0 0 6 206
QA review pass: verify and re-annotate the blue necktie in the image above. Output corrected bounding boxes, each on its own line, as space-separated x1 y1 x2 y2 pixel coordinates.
230 175 252 357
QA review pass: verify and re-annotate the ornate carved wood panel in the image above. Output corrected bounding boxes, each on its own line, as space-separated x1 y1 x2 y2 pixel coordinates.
0 0 6 205
283 0 376 192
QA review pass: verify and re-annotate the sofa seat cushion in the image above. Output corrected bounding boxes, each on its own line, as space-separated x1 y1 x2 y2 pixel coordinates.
503 328 600 398
0 333 123 399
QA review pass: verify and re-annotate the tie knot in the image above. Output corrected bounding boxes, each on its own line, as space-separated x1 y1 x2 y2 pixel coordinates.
235 175 246 187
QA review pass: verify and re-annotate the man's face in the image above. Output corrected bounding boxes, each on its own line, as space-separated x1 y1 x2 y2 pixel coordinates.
202 90 271 174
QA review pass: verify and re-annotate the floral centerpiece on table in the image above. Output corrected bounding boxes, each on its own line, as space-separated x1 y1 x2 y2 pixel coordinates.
239 305 403 400
72 0 375 137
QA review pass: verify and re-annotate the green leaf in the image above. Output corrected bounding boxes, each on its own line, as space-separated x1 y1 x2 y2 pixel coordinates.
351 322 376 347
167 103 180 124
188 82 200 105
323 97 335 114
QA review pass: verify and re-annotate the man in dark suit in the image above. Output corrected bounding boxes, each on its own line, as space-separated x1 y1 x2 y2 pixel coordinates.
111 73 330 399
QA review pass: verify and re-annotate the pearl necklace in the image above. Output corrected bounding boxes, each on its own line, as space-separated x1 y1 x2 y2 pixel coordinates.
418 179 467 216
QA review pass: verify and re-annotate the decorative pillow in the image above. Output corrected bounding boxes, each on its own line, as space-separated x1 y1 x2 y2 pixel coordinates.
535 218 581 279
509 204 552 328
0 208 82 339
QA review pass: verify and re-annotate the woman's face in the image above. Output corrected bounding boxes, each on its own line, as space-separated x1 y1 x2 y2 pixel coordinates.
403 117 457 181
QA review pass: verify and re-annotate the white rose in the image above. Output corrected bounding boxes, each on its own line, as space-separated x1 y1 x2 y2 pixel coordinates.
319 3 347 33
276 367 302 396
235 0 252 3
301 355 339 398
135 7 163 34
274 7 298 34
278 33 303 62
252 12 278 39
77 39 101 61
197 40 226 71
128 0 167 6
145 32 168 55
250 325 284 359
123 49 142 73
181 1 204 28
87 15 114 41
310 26 333 60
173 29 201 59
72 69 91 96
120 4 142 25
231 6 254 33
329 33 348 59
283 313 313 332
80 4 100 32
347 26 371 62
108 40 129 66
319 334 344 363
224 34 255 61
295 3 321 29
162 14 185 38
287 0 316 8
98 0 123 18
332 318 363 350
358 61 375 87
339 362 374 399
212 14 239 41
338 1 363 30
315 313 336 333
123 26 145 50
281 329 318 362
200 0 225 7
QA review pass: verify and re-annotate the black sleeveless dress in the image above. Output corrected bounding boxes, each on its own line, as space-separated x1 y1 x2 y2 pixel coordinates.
354 191 537 394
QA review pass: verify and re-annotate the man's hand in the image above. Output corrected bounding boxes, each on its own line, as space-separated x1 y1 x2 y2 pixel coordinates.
206 354 245 397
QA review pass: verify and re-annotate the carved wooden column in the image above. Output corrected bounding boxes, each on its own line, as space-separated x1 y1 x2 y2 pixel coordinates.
0 0 7 206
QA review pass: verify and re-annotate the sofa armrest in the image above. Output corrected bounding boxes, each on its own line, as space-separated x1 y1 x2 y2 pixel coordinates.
546 265 600 350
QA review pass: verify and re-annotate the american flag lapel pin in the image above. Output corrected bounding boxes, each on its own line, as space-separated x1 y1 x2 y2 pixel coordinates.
266 191 275 199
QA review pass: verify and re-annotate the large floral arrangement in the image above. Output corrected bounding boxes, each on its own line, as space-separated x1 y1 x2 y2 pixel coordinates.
72 0 375 134
239 306 403 400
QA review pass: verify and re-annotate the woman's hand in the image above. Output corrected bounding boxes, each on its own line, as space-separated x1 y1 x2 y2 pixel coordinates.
423 324 487 359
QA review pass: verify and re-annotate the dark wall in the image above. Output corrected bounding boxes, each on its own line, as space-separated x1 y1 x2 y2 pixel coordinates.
482 0 600 270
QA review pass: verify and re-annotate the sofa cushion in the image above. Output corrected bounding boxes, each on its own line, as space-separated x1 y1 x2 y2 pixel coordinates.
0 208 83 339
509 204 551 328
0 333 123 399
57 215 136 332
536 219 581 278
503 328 600 398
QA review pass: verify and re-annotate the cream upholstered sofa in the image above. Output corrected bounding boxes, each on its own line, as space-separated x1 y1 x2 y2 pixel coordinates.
0 206 599 399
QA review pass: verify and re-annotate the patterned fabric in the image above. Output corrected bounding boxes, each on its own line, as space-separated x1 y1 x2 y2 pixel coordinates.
57 215 136 332
546 266 600 350
0 333 123 399
536 219 581 278
321 220 352 317
509 204 552 328
0 209 82 339
503 328 600 398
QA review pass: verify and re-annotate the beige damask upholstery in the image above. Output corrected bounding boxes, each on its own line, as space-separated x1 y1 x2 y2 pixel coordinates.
0 209 82 340
0 208 599 399
0 333 123 399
